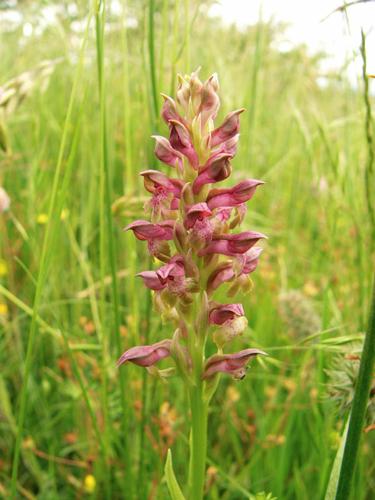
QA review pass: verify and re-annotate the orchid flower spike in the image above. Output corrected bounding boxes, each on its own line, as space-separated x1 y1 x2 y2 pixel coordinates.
118 70 270 499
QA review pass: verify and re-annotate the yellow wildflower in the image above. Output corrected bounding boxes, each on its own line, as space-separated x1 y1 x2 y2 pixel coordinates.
83 474 96 494
0 260 8 277
0 303 8 315
37 213 48 225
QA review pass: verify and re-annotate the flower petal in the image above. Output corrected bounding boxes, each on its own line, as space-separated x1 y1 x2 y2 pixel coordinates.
198 231 266 257
202 348 267 379
117 340 172 367
207 179 264 210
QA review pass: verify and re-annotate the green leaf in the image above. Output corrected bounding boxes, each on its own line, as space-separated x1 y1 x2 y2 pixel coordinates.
164 449 186 500
324 418 349 500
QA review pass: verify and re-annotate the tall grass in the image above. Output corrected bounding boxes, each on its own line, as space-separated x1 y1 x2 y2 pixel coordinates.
0 1 374 499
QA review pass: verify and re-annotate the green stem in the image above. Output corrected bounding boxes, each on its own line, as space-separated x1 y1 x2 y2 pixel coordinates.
188 382 208 500
335 276 375 500
188 332 208 500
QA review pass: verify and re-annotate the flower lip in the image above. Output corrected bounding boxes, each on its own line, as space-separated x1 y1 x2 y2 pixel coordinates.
184 202 213 230
202 348 267 379
117 339 172 367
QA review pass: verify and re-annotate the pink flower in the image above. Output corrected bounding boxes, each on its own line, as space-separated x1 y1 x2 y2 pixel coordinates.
152 135 183 170
117 339 172 367
209 303 244 325
169 120 199 169
137 256 186 294
0 187 10 213
140 170 183 198
124 220 175 241
202 348 267 379
210 109 245 147
206 247 263 293
184 203 212 230
198 231 266 257
141 170 183 217
207 179 264 210
192 153 232 194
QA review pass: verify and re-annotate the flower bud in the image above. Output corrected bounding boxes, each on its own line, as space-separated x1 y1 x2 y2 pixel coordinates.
199 74 220 125
182 182 195 206
161 93 184 125
176 75 190 110
194 292 209 337
171 329 192 378
174 221 188 253
153 293 179 323
213 316 248 347
169 120 199 169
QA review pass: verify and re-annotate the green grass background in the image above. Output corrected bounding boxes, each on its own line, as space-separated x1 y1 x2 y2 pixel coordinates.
0 1 374 498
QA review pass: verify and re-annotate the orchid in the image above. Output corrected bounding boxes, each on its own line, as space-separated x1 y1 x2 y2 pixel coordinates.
118 70 267 500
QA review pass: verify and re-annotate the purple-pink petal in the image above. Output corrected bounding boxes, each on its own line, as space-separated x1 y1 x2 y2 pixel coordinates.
117 340 172 367
209 303 245 325
198 231 266 257
192 153 232 194
124 220 175 241
202 348 267 379
207 263 235 293
210 109 245 147
207 179 264 210
161 94 185 125
152 135 183 169
136 270 166 291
